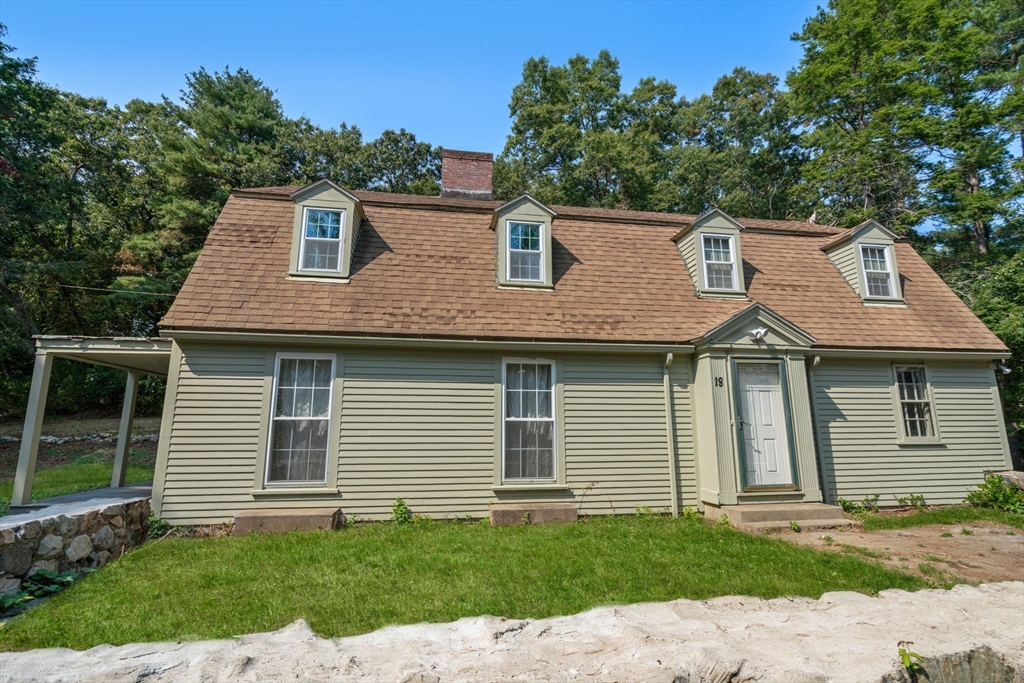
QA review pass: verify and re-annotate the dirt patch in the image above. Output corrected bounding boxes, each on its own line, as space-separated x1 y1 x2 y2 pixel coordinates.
780 521 1024 583
0 414 162 439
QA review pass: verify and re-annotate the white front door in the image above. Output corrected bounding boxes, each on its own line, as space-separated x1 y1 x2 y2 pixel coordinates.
736 363 794 487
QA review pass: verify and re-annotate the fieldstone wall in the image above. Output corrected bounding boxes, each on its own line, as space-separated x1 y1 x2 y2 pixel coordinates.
0 498 150 596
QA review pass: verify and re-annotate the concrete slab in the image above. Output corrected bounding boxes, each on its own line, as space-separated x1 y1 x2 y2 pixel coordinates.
231 508 343 535
5 482 152 517
489 502 577 526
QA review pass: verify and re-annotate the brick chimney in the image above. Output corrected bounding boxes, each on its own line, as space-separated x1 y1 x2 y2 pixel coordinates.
440 149 493 200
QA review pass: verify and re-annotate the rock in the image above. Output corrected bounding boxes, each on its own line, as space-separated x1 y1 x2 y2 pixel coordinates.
81 511 102 535
59 516 79 537
65 535 93 563
101 503 126 518
92 526 115 551
35 534 63 560
19 520 42 541
995 470 1024 491
109 515 124 529
1 528 15 545
90 551 112 568
0 544 32 576
0 577 21 597
28 560 57 576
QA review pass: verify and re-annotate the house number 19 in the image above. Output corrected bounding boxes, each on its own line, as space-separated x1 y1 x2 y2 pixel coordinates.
714 377 724 387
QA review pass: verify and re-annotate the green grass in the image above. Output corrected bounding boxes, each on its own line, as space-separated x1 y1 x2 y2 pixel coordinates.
0 516 932 651
860 506 1024 531
0 462 154 508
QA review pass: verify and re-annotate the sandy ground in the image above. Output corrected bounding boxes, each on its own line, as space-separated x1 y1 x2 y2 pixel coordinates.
779 520 1024 584
2 582 1020 683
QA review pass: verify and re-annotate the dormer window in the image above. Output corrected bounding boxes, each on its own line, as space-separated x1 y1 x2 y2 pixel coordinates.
860 245 893 298
300 208 344 272
508 222 543 282
703 235 736 290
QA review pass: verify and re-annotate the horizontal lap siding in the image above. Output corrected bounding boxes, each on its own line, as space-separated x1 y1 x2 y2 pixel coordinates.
672 361 697 508
339 351 495 520
161 345 267 524
814 360 1008 506
562 356 673 515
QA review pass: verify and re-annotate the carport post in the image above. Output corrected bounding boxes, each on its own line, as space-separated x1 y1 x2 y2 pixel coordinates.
12 350 53 506
111 369 140 488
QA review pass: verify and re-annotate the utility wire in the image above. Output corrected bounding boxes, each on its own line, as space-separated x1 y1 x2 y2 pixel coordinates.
54 284 178 297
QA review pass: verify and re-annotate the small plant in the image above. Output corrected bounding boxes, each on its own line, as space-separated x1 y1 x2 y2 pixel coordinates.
960 528 974 536
821 535 834 545
634 505 654 517
940 531 953 538
2 569 92 617
898 641 926 675
859 494 881 512
72 452 100 465
391 498 412 524
147 513 171 538
681 506 702 523
715 514 731 528
965 475 1024 514
522 511 531 525
838 497 859 513
789 520 801 532
895 494 927 510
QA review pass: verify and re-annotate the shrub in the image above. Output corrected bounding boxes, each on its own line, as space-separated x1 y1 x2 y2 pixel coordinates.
965 475 1024 515
391 497 412 524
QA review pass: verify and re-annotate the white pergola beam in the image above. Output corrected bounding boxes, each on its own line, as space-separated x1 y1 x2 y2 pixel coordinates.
12 351 53 506
111 369 140 488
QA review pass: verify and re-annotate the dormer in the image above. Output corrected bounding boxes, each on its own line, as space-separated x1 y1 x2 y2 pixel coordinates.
490 194 556 289
288 180 366 281
820 219 904 305
673 208 747 299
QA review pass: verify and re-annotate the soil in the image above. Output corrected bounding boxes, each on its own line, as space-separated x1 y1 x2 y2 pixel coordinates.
779 520 1024 584
0 440 158 480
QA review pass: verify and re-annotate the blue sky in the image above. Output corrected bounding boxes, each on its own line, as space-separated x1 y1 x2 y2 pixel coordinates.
2 0 821 154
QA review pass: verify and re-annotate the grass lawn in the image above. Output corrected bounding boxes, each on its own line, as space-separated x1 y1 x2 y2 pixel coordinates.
0 516 934 651
860 506 1024 531
0 461 154 509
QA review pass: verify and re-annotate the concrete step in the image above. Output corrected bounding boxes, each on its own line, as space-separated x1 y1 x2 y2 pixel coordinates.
490 502 577 526
718 503 847 524
737 517 858 534
232 507 343 535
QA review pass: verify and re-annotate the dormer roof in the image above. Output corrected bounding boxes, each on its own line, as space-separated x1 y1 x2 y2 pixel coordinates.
489 194 556 230
820 219 900 252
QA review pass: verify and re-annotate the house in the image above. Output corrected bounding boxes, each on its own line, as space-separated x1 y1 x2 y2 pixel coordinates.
12 150 1013 526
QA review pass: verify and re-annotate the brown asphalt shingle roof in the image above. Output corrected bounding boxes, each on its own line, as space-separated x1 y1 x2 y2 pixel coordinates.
160 188 1006 352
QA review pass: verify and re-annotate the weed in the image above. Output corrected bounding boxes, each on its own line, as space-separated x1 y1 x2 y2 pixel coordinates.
960 528 974 536
634 505 654 517
821 535 834 545
681 507 702 523
859 494 881 512
146 514 171 538
789 520 801 533
839 544 887 559
895 494 927 510
923 555 943 563
522 511 531 525
1 569 92 617
941 532 953 538
898 641 926 675
917 562 942 577
838 498 859 513
965 475 1024 515
714 514 731 528
71 452 101 465
391 498 412 524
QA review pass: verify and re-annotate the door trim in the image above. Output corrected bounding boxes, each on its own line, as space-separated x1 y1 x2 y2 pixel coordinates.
730 357 801 492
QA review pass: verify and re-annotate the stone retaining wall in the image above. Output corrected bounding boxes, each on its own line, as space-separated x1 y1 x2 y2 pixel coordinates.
0 498 150 596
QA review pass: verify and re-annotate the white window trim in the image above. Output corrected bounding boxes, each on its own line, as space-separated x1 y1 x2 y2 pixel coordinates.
501 358 557 484
891 364 942 445
860 243 895 299
702 233 737 291
298 206 346 274
506 220 545 283
264 352 337 487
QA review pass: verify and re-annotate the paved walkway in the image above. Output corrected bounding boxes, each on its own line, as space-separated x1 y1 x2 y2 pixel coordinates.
2 483 152 527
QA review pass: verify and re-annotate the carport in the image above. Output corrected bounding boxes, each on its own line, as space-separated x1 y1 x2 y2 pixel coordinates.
11 336 172 507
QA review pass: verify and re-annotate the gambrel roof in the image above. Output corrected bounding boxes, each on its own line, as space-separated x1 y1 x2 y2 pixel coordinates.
159 186 1006 353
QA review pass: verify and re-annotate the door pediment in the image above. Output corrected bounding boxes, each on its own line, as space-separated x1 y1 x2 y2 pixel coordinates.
693 303 816 350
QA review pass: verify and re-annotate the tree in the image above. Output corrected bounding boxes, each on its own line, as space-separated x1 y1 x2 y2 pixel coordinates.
360 129 440 195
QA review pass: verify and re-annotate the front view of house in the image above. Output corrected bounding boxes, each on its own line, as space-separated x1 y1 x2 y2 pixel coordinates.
12 150 1014 524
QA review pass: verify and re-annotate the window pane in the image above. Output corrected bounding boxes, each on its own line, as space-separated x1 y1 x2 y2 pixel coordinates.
706 263 734 290
276 387 295 418
896 366 934 438
296 359 314 387
302 238 341 271
305 210 341 239
703 236 733 263
509 223 540 251
504 421 554 480
313 359 332 387
279 359 297 387
861 247 888 272
311 388 330 418
509 251 541 281
866 272 892 297
268 418 329 482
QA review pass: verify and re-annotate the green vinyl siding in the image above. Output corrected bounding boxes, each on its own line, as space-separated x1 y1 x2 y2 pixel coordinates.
676 232 698 289
813 359 1010 506
828 242 859 292
158 342 698 525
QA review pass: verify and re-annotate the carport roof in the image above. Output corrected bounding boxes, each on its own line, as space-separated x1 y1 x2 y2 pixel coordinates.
34 336 172 376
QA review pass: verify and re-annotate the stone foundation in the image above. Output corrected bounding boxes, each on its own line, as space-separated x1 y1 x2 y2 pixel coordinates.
0 497 150 596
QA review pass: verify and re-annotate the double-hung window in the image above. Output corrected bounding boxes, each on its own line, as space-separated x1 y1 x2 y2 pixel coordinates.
507 222 543 282
894 366 936 439
703 234 736 290
266 355 335 484
861 245 893 298
300 208 344 272
503 361 556 481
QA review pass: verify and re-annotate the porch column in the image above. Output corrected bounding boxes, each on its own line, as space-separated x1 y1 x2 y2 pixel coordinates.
12 351 53 506
111 369 140 488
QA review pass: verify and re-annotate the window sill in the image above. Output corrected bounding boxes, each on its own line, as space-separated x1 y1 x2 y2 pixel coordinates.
497 282 554 290
697 290 748 300
287 271 350 284
492 484 570 493
251 486 340 497
897 439 944 447
862 298 906 307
